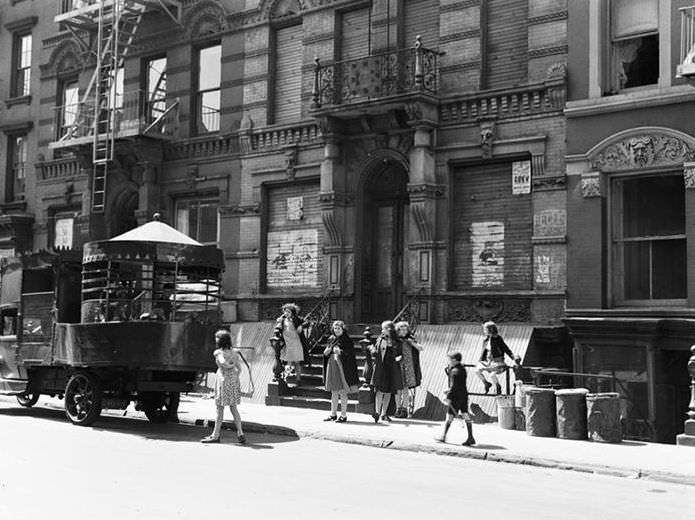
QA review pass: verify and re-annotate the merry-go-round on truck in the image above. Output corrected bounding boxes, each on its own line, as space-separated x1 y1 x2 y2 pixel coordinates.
0 218 223 426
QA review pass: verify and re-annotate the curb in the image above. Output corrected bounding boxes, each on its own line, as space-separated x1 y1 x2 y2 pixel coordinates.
190 415 695 487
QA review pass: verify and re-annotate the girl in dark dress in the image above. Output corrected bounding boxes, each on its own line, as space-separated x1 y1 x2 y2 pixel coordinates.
394 321 424 418
323 320 360 422
370 320 403 423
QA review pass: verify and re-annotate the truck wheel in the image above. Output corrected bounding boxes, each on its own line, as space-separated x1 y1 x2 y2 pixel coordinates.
16 393 39 408
142 392 180 423
64 372 102 426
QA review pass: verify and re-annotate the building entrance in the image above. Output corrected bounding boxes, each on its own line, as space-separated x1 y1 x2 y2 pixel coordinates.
358 162 409 322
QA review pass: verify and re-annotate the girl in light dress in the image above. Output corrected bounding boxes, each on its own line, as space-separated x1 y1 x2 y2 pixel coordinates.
201 329 246 444
394 321 424 418
275 303 307 384
323 320 360 423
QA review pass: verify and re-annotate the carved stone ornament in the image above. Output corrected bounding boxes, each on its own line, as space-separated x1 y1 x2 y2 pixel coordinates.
41 39 84 77
479 120 496 158
591 133 695 172
184 0 228 39
404 102 423 121
684 162 695 190
448 299 531 323
581 171 601 198
284 147 298 180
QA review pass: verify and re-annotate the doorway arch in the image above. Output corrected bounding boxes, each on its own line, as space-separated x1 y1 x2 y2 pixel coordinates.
355 154 410 322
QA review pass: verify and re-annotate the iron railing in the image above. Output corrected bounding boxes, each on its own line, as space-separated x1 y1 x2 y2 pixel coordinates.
311 37 438 108
53 89 179 144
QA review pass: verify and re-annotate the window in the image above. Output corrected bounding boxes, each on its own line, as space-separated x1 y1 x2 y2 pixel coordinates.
176 199 218 244
609 0 659 92
6 135 27 202
57 78 79 139
12 33 32 98
611 174 686 304
195 45 221 133
144 56 167 123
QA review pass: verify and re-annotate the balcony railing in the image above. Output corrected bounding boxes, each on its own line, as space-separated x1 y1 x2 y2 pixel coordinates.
52 89 179 147
678 6 695 78
311 37 438 109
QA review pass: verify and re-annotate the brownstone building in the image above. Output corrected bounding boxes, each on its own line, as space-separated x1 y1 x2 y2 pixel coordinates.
0 0 569 364
566 0 695 443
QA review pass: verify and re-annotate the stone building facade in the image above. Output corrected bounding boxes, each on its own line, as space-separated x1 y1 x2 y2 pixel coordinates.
565 0 695 442
0 0 568 347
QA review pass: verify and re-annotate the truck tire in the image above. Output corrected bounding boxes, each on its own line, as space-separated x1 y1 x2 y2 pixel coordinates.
16 393 39 408
64 372 103 426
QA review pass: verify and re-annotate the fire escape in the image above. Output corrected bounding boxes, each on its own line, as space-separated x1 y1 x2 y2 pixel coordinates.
50 0 181 214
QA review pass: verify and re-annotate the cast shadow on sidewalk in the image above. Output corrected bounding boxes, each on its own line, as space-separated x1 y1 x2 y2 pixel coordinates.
0 405 300 449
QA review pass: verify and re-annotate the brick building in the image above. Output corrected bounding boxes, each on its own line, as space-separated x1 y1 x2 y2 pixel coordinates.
566 0 695 443
0 1 569 351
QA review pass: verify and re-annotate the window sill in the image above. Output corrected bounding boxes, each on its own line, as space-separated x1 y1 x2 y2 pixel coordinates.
4 95 31 108
0 200 28 212
566 84 695 118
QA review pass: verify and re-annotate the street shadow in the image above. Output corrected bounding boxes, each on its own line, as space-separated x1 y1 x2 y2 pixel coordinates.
465 443 506 450
0 404 300 448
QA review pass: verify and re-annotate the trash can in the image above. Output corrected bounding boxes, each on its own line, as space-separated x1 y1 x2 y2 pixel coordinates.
513 382 529 431
525 387 556 437
555 388 589 440
586 392 622 443
496 395 516 430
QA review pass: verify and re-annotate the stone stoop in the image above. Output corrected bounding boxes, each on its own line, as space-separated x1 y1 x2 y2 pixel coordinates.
265 334 376 415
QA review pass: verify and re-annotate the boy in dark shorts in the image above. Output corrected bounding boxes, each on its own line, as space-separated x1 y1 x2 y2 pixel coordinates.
435 352 475 446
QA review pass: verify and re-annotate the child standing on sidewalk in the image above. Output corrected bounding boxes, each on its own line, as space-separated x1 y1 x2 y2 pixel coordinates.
323 320 360 423
436 352 475 446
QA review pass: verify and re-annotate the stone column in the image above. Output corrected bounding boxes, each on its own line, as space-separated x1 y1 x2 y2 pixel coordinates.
407 124 438 322
134 161 160 225
318 124 352 320
677 345 695 446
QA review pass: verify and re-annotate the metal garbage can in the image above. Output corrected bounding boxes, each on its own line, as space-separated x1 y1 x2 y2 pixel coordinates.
586 392 622 443
496 395 516 429
525 387 556 437
555 388 589 440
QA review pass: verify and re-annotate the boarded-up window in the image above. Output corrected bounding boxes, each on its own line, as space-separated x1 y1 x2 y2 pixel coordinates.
265 183 322 291
485 0 528 89
452 162 532 290
273 24 303 124
340 8 370 60
404 0 439 50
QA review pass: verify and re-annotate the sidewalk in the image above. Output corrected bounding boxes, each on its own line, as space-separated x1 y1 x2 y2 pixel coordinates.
13 394 695 486
176 396 695 486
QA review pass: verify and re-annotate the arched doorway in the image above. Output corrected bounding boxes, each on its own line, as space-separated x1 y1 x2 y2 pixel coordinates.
357 159 409 322
109 189 138 238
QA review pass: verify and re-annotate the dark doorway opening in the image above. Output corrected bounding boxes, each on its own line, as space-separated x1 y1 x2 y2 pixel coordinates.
358 161 409 322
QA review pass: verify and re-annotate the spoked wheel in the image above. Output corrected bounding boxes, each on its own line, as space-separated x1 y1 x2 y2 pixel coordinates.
64 372 102 426
141 391 180 423
16 392 39 408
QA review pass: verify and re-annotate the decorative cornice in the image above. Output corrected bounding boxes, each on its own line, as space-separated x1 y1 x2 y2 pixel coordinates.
219 202 261 216
318 191 353 205
590 131 695 172
4 96 31 109
4 16 38 32
0 121 33 134
407 183 445 198
683 162 695 190
532 175 566 191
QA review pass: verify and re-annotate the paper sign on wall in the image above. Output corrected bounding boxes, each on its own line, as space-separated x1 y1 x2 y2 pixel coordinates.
512 160 531 195
471 221 504 288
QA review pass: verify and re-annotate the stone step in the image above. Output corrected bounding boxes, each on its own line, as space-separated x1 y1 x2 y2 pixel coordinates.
290 384 362 400
277 395 359 412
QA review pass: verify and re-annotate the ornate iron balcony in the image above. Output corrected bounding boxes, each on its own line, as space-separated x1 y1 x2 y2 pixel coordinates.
311 37 438 109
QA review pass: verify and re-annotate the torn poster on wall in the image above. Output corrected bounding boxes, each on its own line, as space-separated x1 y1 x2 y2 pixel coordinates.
512 160 531 195
267 228 319 287
471 221 504 287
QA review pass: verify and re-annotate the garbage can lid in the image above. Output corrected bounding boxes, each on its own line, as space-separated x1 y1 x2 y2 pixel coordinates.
525 387 556 395
555 388 589 396
586 392 620 400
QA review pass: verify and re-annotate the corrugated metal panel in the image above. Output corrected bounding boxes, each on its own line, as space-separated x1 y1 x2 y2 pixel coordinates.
341 7 370 60
452 162 533 291
411 324 534 419
404 0 439 50
274 24 303 123
486 0 528 88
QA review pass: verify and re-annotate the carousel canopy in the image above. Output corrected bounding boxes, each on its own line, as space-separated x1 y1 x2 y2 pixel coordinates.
109 220 201 246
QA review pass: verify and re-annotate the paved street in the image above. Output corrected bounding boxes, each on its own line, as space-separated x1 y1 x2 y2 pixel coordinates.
0 399 691 520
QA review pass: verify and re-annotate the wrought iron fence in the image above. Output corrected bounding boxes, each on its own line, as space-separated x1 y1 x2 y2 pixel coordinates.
312 38 438 108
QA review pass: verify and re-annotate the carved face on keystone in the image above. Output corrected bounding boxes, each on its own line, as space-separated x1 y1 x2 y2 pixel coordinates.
480 128 494 147
628 136 654 167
